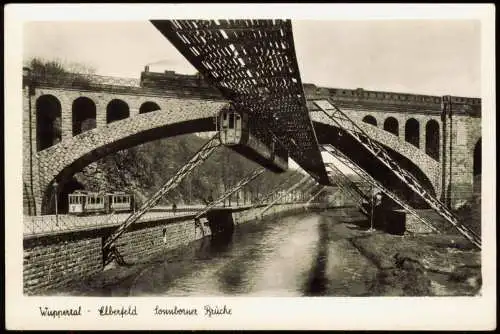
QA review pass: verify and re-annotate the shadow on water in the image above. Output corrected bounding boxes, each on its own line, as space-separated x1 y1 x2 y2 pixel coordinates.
303 216 330 296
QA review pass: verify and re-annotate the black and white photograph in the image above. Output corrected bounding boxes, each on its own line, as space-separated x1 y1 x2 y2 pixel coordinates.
5 3 496 330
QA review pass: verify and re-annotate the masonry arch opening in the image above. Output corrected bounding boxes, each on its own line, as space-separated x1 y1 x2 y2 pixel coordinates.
106 99 130 123
383 117 399 136
405 118 420 148
139 101 161 114
36 94 62 151
425 120 440 161
72 97 97 136
362 115 377 126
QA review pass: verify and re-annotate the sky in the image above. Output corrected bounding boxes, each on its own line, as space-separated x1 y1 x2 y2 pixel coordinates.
22 19 481 174
23 20 481 97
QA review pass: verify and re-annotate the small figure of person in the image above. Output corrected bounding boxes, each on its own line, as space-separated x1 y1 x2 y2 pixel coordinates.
172 202 177 216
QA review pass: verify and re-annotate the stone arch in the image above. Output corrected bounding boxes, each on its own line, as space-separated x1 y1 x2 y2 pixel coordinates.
139 101 161 114
405 118 420 148
36 94 62 151
72 97 97 136
36 100 227 214
106 99 129 123
425 119 440 161
383 117 399 136
362 115 377 126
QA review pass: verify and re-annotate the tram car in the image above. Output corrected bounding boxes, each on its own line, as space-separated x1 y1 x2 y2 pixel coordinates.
217 106 289 173
68 190 134 215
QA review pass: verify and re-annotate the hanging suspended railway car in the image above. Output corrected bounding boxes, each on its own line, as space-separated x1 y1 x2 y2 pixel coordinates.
68 190 134 215
218 107 289 173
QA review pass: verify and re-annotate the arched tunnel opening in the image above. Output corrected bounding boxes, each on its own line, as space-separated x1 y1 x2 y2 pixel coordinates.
72 96 97 136
106 99 130 123
36 95 62 151
314 122 435 210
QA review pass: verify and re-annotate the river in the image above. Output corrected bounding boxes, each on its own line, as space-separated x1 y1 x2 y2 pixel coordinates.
57 210 380 297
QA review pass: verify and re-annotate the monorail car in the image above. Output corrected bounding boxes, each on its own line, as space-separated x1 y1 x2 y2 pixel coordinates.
68 191 134 215
217 107 289 173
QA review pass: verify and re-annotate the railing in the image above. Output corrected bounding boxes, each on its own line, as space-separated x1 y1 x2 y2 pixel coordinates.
23 208 200 237
26 72 141 87
23 201 316 238
23 71 224 99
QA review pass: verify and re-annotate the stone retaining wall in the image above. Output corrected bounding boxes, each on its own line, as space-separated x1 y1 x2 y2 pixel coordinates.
23 203 317 295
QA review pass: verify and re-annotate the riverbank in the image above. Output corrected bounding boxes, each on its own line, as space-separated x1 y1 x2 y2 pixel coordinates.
321 209 482 296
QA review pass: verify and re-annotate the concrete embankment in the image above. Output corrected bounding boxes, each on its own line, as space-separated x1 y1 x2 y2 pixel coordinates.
23 203 317 295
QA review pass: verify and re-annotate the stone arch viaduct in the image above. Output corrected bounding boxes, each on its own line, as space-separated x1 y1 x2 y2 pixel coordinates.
23 71 481 215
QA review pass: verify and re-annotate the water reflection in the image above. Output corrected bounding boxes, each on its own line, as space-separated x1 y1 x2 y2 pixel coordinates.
62 211 378 297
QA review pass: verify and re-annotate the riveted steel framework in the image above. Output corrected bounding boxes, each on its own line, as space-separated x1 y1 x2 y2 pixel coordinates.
151 19 330 185
103 134 221 254
259 175 314 216
194 167 266 219
323 144 441 234
315 100 481 249
306 186 328 205
324 163 370 216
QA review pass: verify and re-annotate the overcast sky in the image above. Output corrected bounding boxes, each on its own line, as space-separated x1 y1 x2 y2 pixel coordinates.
23 20 480 97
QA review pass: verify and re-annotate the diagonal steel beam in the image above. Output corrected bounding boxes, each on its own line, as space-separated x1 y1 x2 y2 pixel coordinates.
259 175 313 216
324 163 370 216
194 167 266 220
251 170 303 208
103 134 221 252
323 144 441 234
306 186 328 205
315 100 481 249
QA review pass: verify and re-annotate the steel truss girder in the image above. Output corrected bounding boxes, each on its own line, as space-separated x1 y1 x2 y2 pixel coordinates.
314 100 481 249
324 164 370 216
151 19 330 185
194 167 266 219
323 144 441 235
259 175 314 216
103 134 221 251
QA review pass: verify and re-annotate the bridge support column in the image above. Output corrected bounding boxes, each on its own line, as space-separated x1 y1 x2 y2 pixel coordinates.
61 100 73 142
95 101 107 128
23 80 36 215
441 96 480 209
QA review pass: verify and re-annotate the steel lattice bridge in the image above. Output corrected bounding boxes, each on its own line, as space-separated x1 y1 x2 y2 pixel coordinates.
99 19 481 263
150 19 330 185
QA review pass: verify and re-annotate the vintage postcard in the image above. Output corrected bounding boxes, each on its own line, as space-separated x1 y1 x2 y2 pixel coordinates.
4 3 496 330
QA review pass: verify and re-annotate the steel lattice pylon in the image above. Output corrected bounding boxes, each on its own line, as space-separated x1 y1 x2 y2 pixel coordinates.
314 100 481 249
306 186 327 205
251 170 304 208
103 134 221 253
194 167 266 220
324 162 370 215
323 144 441 235
259 175 314 216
